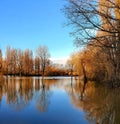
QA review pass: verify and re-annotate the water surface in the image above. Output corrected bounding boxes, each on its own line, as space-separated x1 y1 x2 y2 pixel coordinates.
0 76 119 124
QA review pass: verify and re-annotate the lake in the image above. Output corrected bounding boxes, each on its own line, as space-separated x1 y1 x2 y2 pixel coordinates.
0 76 119 124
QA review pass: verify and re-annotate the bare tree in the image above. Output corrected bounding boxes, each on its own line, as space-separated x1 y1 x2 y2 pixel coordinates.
11 48 17 75
36 45 50 79
64 0 120 45
34 56 41 75
64 0 120 84
17 49 24 76
67 56 75 82
23 49 33 76
0 49 2 75
5 46 11 75
4 46 18 75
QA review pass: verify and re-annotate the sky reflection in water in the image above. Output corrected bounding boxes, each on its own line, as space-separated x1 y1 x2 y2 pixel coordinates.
0 76 89 124
1 76 115 124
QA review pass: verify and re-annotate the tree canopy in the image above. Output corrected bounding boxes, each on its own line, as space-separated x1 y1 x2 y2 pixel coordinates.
64 0 120 86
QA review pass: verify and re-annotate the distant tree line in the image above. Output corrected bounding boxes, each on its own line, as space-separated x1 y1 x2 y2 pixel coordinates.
64 0 120 87
0 45 68 76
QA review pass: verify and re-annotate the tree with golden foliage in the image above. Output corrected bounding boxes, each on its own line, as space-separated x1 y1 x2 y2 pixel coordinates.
0 49 2 75
23 49 33 76
64 0 120 86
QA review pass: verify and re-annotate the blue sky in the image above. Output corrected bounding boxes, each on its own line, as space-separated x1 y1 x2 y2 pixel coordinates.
0 0 75 62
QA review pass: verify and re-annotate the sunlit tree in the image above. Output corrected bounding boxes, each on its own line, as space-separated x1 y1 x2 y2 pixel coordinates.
23 49 33 75
17 49 24 76
64 0 120 85
34 56 41 75
5 46 11 75
36 45 50 78
0 49 2 75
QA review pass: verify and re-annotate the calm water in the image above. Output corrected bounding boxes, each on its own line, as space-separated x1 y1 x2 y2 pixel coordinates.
0 76 119 124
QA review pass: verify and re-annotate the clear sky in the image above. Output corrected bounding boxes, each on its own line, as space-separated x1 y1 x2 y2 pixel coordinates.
0 0 75 63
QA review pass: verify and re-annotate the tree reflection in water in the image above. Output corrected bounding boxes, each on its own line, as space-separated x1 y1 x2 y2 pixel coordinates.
0 77 53 112
0 76 120 124
68 80 120 124
35 79 52 112
0 77 4 105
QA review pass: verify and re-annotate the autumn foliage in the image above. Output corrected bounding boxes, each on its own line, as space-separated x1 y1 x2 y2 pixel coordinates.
64 0 120 86
0 45 68 76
